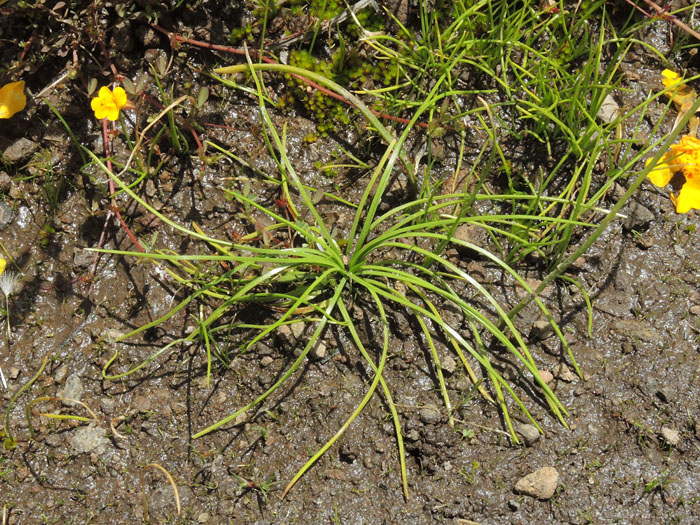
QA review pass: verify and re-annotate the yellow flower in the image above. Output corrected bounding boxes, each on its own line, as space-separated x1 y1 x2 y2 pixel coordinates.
0 258 5 276
661 69 697 115
647 135 700 213
0 81 26 119
661 69 681 88
90 86 127 121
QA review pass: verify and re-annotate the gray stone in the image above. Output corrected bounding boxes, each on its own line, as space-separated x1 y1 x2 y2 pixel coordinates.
73 249 94 270
59 373 84 407
623 201 654 230
553 363 577 382
596 93 620 123
516 423 541 446
278 322 305 341
405 429 420 441
100 397 118 415
656 386 673 403
53 365 68 384
2 138 39 163
419 404 441 425
0 202 13 230
453 223 487 251
0 171 11 192
530 319 553 340
70 424 109 455
309 340 327 360
611 319 659 342
441 354 457 375
514 466 559 499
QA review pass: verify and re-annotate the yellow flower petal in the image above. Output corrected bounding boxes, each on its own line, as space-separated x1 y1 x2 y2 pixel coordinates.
673 175 700 213
0 258 6 276
646 157 675 188
0 81 26 119
671 135 700 180
113 86 127 109
661 69 680 88
105 106 120 121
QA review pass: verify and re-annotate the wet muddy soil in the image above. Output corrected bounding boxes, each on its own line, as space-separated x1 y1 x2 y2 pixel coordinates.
1 2 700 524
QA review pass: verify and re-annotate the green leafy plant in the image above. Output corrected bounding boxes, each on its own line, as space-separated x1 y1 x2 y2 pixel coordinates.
83 59 589 498
63 0 700 501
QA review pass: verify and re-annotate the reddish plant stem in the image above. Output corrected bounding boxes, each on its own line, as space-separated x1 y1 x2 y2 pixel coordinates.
101 118 146 253
87 117 147 292
19 34 34 62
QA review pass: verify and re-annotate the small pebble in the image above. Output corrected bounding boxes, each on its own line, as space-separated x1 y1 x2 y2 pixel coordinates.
623 201 654 230
3 138 39 163
260 356 274 367
278 322 304 341
53 365 68 384
596 93 620 123
100 397 117 415
419 404 441 425
405 429 420 441
514 466 559 499
0 171 11 192
441 355 457 375
656 386 673 404
70 424 109 455
516 423 541 446
635 234 654 249
553 363 577 382
309 340 327 360
60 373 84 407
0 201 13 230
530 319 553 340
537 369 554 384
570 256 586 272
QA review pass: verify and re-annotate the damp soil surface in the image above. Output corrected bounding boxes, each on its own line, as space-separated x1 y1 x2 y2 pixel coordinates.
1 2 700 524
